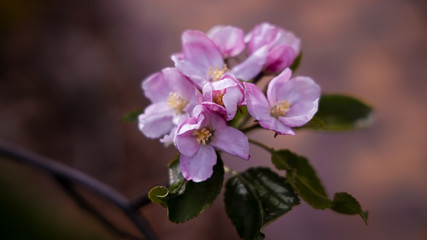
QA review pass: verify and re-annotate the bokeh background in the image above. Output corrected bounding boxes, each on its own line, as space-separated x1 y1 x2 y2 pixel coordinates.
1 0 427 239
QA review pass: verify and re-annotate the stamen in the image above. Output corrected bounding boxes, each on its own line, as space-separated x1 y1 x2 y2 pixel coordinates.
193 127 213 145
213 92 225 107
167 92 188 114
270 100 291 118
208 64 229 82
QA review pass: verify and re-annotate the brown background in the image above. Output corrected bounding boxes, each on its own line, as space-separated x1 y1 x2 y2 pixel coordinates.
1 0 427 239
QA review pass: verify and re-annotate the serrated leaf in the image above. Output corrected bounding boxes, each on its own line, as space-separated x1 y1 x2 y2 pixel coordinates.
225 167 299 240
304 94 373 131
168 156 187 195
289 52 302 72
166 154 224 223
332 192 369 225
271 150 332 209
148 186 169 208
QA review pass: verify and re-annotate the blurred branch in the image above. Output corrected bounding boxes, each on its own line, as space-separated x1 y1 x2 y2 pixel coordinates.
0 140 157 240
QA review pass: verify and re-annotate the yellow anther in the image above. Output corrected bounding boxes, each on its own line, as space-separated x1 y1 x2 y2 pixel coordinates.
208 64 229 82
270 100 291 118
167 92 188 114
193 127 213 145
213 92 225 107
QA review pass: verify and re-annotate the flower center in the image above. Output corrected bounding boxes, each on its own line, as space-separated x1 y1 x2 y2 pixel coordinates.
213 92 225 107
193 127 213 145
208 64 229 82
270 100 291 118
167 92 188 114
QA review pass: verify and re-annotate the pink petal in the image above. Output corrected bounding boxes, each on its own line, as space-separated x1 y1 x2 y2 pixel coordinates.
138 103 174 138
180 145 217 182
273 76 320 105
279 76 320 127
142 72 171 103
201 101 227 116
210 125 249 160
231 46 268 81
244 82 271 121
265 44 297 73
247 22 281 53
175 120 200 157
267 68 292 105
222 86 244 120
172 54 208 88
258 117 295 135
174 30 224 88
207 25 245 57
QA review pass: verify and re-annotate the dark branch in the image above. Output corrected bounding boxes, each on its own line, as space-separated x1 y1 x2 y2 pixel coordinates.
0 139 157 240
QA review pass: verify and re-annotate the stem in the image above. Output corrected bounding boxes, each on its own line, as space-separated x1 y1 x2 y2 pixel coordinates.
248 139 272 153
0 139 157 240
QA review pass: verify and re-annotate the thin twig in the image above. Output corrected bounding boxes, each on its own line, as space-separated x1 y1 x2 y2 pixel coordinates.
0 139 157 240
55 176 142 240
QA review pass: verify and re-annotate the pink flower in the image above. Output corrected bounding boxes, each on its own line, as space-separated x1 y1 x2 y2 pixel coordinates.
138 68 201 142
244 68 320 135
175 105 249 182
171 29 267 87
202 73 245 121
206 25 245 58
246 22 301 74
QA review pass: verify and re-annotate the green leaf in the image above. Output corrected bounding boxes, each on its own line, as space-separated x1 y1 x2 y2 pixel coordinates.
166 154 224 223
148 186 169 208
122 109 143 123
296 116 327 130
303 94 373 131
332 192 369 225
289 52 302 72
168 156 187 195
271 150 332 209
224 167 299 240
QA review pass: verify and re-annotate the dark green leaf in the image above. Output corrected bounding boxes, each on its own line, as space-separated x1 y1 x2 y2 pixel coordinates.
168 156 187 195
271 150 332 209
303 94 373 131
122 109 143 123
167 154 224 223
225 167 299 240
148 186 169 208
332 192 369 225
289 52 302 72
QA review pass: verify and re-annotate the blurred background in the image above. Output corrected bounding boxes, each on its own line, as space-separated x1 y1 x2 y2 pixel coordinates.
1 0 427 239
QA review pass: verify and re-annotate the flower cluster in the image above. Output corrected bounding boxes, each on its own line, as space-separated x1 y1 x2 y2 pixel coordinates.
139 22 321 182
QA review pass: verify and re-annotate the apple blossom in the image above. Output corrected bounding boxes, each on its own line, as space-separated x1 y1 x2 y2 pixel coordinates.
244 68 320 135
174 105 249 182
138 67 201 142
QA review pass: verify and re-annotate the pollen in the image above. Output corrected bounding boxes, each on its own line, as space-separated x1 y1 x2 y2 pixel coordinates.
193 127 213 145
208 64 229 82
167 92 188 114
213 92 225 107
270 100 291 118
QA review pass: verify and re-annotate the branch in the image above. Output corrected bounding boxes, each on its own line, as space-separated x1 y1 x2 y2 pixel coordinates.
0 139 157 240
